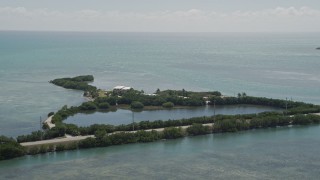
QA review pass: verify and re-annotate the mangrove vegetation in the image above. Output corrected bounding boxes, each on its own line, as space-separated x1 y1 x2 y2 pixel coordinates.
50 75 98 98
11 113 320 156
2 75 320 161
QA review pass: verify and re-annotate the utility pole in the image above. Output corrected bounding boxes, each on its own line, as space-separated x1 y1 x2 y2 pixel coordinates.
40 116 43 140
213 99 216 122
285 97 288 116
40 116 42 130
132 111 135 131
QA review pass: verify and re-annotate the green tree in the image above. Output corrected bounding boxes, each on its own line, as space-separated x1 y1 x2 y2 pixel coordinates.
39 145 48 154
55 124 67 137
55 144 65 151
65 124 80 136
163 127 184 139
187 124 211 135
131 101 144 109
79 137 97 148
48 112 55 117
162 102 174 108
0 136 26 160
79 102 97 111
98 102 110 109
95 129 107 140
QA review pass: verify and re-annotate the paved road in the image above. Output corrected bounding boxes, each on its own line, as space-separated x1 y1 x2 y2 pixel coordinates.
30 113 320 148
24 112 320 148
20 123 214 147
20 135 94 147
140 123 214 132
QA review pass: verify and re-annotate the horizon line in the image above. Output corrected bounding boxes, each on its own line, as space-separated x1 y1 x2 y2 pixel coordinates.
1 30 320 34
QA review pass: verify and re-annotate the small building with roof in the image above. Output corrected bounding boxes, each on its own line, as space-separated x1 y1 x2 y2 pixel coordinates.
113 86 132 95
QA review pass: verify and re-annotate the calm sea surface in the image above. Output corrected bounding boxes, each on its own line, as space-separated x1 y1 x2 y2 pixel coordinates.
0 31 319 179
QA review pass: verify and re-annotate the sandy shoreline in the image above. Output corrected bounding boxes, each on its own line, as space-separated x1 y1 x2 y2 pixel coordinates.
44 115 55 129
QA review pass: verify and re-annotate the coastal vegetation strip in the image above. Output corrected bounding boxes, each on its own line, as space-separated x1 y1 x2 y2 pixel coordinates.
76 114 320 149
2 113 320 160
20 123 214 148
9 114 320 158
49 75 98 98
17 115 216 143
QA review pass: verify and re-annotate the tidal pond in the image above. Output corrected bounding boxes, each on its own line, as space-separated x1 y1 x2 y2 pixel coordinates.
65 105 281 126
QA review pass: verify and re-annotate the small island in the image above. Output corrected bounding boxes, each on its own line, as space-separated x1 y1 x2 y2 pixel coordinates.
317 47 320 50
1 75 320 161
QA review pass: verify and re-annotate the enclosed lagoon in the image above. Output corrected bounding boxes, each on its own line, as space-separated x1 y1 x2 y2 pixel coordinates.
64 105 281 127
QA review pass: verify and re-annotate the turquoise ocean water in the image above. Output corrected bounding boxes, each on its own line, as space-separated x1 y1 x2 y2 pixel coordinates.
0 31 320 178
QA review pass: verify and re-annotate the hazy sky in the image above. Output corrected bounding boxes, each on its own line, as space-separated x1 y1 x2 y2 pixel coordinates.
1 0 320 32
